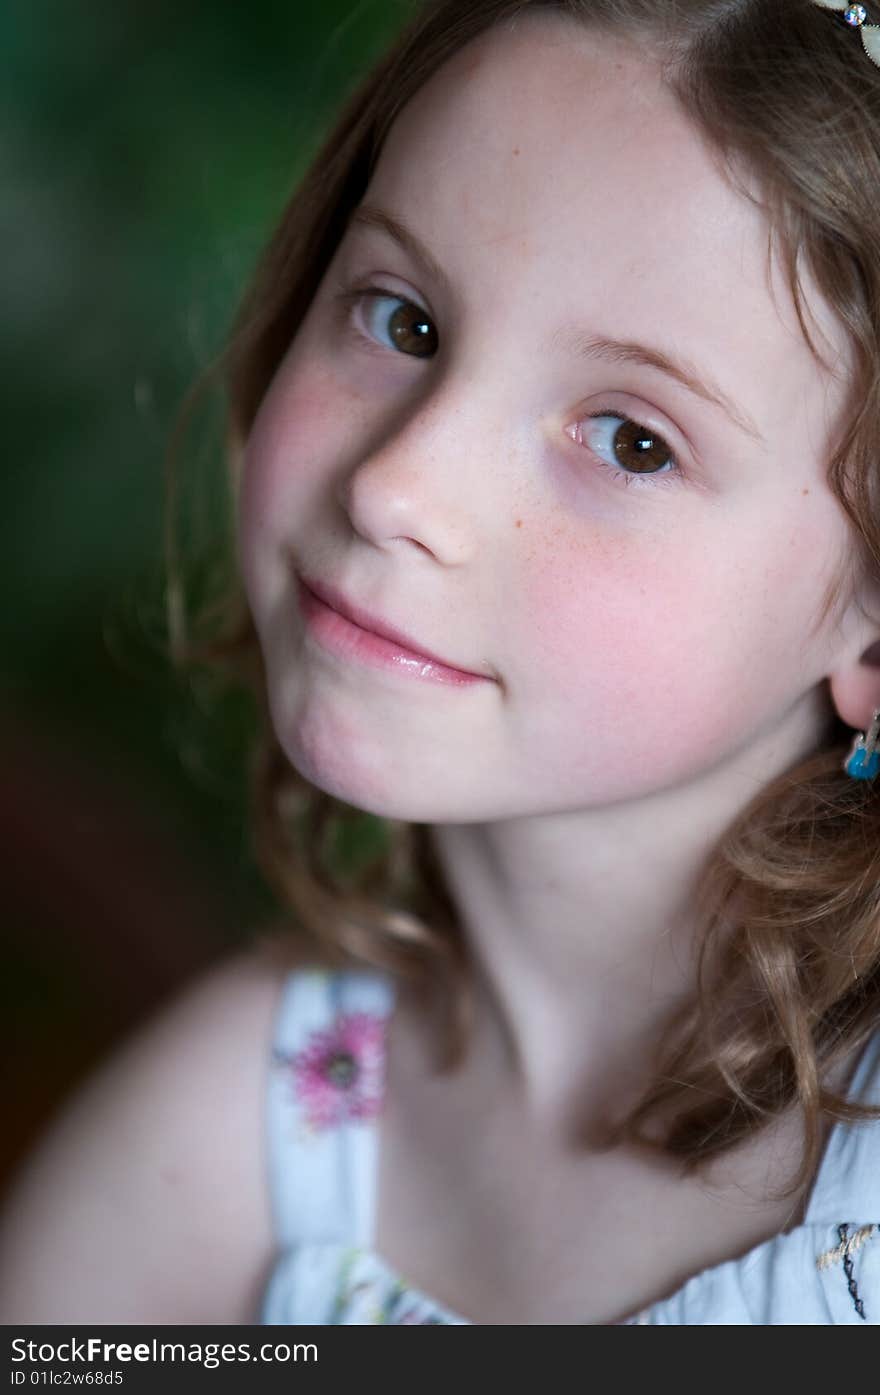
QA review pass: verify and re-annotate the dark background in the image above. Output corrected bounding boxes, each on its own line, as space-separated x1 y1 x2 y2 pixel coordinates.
2 0 410 1191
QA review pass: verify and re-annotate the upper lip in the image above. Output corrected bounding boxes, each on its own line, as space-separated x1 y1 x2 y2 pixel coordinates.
298 572 490 678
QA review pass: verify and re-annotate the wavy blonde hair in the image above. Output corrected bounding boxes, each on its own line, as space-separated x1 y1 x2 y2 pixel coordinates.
163 0 880 1197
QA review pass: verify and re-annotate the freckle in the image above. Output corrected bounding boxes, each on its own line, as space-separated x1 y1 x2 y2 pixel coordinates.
802 488 809 495
513 147 520 155
515 518 523 527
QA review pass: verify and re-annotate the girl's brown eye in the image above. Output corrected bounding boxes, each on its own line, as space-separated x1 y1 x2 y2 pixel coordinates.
569 413 681 486
606 417 674 474
361 292 438 358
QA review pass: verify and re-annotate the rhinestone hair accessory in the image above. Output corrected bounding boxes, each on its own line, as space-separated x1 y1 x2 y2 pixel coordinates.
811 1 880 67
843 708 880 780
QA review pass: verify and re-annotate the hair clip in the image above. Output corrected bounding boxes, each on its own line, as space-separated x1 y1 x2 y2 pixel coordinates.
810 2 880 68
843 708 880 779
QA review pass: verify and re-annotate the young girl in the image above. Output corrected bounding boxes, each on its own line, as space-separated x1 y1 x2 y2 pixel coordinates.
3 0 880 1326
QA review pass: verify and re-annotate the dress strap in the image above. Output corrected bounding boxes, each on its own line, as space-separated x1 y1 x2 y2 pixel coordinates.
265 966 395 1250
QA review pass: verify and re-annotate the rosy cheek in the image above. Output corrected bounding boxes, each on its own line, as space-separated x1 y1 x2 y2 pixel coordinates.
243 358 345 511
514 526 762 787
518 526 688 685
236 354 346 603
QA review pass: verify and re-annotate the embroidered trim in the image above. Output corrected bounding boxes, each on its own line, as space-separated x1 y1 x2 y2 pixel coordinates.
816 1223 876 1320
815 1222 876 1271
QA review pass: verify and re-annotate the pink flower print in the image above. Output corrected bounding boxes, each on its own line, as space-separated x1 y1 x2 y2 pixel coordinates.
284 1011 387 1132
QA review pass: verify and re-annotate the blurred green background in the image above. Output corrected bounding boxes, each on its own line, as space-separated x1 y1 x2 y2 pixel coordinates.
1 0 410 1188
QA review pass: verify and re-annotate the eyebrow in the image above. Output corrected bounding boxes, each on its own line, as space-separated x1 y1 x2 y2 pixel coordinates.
548 329 764 444
350 203 453 298
348 202 764 445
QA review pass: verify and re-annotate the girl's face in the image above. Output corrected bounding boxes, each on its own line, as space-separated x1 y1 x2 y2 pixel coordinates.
238 14 857 824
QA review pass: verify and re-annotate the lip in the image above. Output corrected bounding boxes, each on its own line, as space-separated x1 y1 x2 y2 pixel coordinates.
296 572 493 685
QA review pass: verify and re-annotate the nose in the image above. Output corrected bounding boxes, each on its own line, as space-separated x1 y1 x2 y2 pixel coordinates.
334 379 493 565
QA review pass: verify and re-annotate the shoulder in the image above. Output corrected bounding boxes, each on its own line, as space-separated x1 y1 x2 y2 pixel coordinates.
0 929 313 1323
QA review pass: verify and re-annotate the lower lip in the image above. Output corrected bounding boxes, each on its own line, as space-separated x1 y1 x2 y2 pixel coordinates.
297 580 490 687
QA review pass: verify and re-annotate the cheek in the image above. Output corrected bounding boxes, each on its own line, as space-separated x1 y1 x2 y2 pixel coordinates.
237 352 350 594
525 531 720 712
242 355 343 517
508 511 823 794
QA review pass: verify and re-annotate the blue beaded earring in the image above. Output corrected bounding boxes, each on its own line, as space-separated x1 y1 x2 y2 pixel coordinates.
844 709 880 780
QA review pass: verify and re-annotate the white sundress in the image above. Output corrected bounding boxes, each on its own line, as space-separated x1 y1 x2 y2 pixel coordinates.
259 966 880 1324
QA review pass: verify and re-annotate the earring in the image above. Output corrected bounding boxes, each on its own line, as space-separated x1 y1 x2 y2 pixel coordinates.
843 708 880 780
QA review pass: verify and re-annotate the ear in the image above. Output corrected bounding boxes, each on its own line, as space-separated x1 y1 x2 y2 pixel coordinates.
828 635 880 733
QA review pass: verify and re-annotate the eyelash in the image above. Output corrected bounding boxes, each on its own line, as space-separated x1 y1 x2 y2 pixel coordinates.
332 280 684 491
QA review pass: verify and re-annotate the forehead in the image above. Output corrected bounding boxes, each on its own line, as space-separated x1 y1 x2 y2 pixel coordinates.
363 12 851 444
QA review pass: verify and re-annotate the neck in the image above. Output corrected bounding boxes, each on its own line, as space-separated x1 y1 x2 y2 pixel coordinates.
424 703 823 1141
